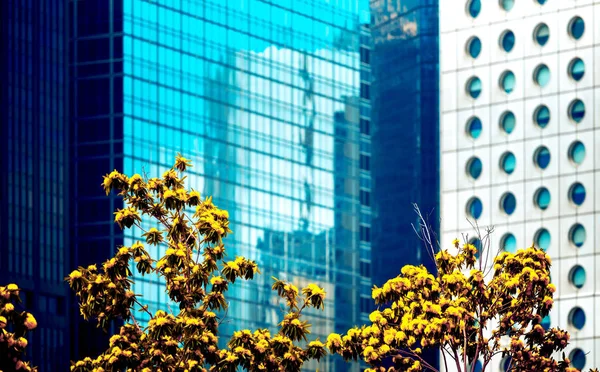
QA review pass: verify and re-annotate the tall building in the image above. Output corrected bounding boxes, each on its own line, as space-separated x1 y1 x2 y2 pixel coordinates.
370 0 440 279
440 0 599 370
71 0 371 369
369 1 440 368
0 0 70 370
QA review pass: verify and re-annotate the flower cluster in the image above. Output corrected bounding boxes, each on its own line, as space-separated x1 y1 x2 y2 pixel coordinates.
0 284 37 371
68 155 327 371
328 239 593 372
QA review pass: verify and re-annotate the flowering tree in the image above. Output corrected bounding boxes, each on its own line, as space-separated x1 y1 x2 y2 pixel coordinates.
0 284 37 371
66 155 327 371
327 237 596 372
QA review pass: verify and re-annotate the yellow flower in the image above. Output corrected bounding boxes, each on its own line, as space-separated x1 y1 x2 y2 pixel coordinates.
17 337 28 348
4 303 14 312
24 313 37 330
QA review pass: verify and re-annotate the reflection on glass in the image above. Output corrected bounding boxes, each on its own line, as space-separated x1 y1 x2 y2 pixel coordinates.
467 36 482 58
569 265 586 289
534 105 550 128
534 187 551 210
569 307 586 330
569 58 585 81
569 183 586 206
467 76 482 98
500 30 515 52
535 228 551 251
534 146 550 169
500 71 515 94
570 349 587 370
468 0 482 18
534 64 550 87
467 117 482 139
467 157 483 179
568 141 586 165
569 223 586 247
501 233 517 253
500 111 515 134
569 99 585 123
500 152 516 174
500 192 516 215
467 197 483 219
569 16 585 40
534 23 549 46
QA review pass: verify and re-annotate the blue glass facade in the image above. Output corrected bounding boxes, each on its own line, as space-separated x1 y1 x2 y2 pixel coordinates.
370 0 439 368
1 0 70 370
72 0 371 368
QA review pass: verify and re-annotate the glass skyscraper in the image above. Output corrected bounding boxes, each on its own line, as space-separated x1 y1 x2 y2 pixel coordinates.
1 0 70 370
72 0 371 369
370 0 440 369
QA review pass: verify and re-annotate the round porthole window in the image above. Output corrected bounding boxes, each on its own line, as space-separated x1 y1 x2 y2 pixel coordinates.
568 99 585 123
533 23 550 46
500 111 515 134
569 265 586 289
500 152 516 174
568 307 586 330
500 30 515 52
500 0 514 11
569 16 585 40
540 315 551 331
569 182 586 206
570 348 586 370
467 76 482 99
569 223 586 247
501 233 516 253
568 58 585 81
534 64 551 87
500 71 516 94
533 105 550 128
467 0 482 18
534 146 551 170
466 36 482 59
467 157 483 180
466 117 483 139
467 197 483 219
500 192 516 215
534 228 551 251
534 187 551 210
568 141 586 165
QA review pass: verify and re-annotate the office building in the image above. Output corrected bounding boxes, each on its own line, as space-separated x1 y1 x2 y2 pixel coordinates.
71 0 371 369
440 1 600 370
0 0 70 370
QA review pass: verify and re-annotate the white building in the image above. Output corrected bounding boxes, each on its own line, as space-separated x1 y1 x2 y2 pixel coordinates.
439 0 599 370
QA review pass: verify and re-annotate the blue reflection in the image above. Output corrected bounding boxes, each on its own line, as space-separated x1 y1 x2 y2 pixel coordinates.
570 265 586 288
569 99 585 122
535 228 551 251
500 152 516 174
569 307 586 330
473 360 483 372
501 112 515 134
501 71 515 94
535 105 550 128
535 146 551 169
501 192 516 215
540 315 551 330
468 37 482 58
570 58 585 81
501 0 514 11
468 0 481 18
467 157 483 179
502 233 517 253
571 348 587 370
535 23 549 46
535 187 551 210
535 64 550 87
501 30 515 52
570 183 586 206
569 141 586 164
468 197 483 219
570 17 585 39
468 77 482 98
570 224 586 247
470 237 481 260
468 117 482 139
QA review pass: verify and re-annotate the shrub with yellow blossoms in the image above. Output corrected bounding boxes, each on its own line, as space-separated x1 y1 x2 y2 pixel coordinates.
328 238 598 372
66 154 328 371
0 284 37 371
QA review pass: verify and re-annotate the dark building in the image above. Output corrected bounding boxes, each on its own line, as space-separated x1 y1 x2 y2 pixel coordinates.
370 0 440 367
0 0 70 370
